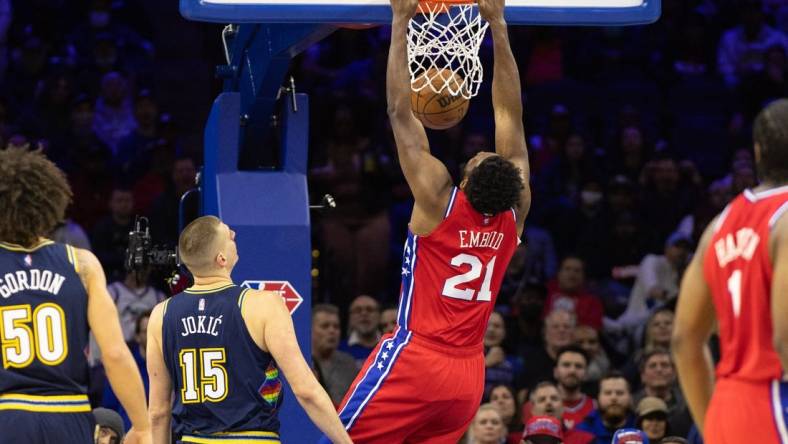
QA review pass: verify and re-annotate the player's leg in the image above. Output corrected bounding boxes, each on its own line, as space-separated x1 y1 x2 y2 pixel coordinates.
704 379 784 444
0 410 95 444
403 349 485 444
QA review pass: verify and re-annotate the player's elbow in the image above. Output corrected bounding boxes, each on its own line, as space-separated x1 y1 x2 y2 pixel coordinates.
291 380 321 404
149 404 171 427
101 345 131 367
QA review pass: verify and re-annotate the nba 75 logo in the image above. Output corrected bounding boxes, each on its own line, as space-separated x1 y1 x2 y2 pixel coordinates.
240 280 303 315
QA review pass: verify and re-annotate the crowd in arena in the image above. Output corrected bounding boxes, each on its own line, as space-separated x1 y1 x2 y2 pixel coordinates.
1 0 786 442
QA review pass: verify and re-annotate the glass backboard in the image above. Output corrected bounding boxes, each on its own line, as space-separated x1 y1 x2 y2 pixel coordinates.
180 0 660 25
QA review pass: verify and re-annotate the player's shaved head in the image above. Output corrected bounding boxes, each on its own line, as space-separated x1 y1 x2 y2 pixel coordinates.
754 98 788 183
179 216 223 273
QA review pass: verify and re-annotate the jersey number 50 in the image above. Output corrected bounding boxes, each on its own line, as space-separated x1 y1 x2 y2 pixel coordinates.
442 254 497 302
0 303 68 369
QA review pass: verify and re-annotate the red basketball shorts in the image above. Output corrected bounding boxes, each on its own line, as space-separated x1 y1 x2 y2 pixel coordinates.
328 329 485 444
704 378 788 444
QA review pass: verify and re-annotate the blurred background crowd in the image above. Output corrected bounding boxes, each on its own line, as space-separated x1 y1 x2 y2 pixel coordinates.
2 0 786 443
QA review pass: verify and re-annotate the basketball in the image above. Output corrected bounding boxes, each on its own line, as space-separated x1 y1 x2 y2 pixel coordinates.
410 68 469 130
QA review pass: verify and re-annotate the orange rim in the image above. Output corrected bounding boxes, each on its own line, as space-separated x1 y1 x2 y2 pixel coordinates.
417 0 474 15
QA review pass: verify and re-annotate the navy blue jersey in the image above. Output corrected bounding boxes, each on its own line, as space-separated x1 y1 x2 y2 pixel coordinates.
162 283 282 437
0 241 91 413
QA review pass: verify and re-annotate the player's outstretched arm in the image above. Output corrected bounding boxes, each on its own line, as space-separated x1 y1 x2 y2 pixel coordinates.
77 248 152 444
478 0 531 235
388 0 453 229
246 291 353 444
770 212 788 370
672 224 717 434
146 302 173 444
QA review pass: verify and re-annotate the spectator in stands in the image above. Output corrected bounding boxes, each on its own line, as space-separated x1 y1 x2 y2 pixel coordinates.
633 349 686 420
638 156 697 254
340 294 381 364
573 325 610 386
379 305 397 334
101 311 150 431
529 381 594 444
488 384 523 444
93 407 125 444
577 372 636 444
643 308 674 351
67 139 114 231
91 186 135 282
675 179 731 245
521 416 563 444
469 403 508 444
485 311 518 396
149 155 198 246
659 437 688 444
512 282 549 351
116 89 160 178
611 429 648 444
718 0 788 87
93 71 135 155
500 232 557 302
740 44 788 119
50 218 92 250
520 309 576 388
607 232 691 334
107 268 165 342
311 304 358 405
310 104 391 302
612 127 648 183
554 346 595 429
636 397 670 443
543 256 603 330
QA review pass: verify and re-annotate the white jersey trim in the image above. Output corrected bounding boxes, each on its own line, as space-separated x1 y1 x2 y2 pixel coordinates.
770 201 788 229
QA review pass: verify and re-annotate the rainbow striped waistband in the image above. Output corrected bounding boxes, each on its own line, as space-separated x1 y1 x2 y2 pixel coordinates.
181 430 280 443
0 393 91 413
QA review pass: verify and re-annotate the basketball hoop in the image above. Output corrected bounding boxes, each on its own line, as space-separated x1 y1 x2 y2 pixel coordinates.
408 0 488 100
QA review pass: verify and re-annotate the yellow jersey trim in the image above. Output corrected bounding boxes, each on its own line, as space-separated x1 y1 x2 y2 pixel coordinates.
181 431 280 443
184 283 236 294
0 393 90 413
237 288 251 308
0 240 55 252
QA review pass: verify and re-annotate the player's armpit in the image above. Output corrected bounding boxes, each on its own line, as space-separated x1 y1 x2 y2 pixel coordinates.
147 302 173 444
770 211 788 370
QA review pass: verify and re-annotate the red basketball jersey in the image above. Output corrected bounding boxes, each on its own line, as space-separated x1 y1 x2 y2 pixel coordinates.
396 187 519 348
703 187 788 382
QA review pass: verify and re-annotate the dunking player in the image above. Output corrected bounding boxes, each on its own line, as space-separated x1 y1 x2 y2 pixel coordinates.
322 0 531 442
0 148 151 444
673 99 788 443
146 216 351 444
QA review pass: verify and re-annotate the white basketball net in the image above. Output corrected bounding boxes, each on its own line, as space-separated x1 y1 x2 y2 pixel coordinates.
407 2 489 100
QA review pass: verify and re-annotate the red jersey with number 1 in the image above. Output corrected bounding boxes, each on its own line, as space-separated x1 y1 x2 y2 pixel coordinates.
397 187 519 348
703 187 788 382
